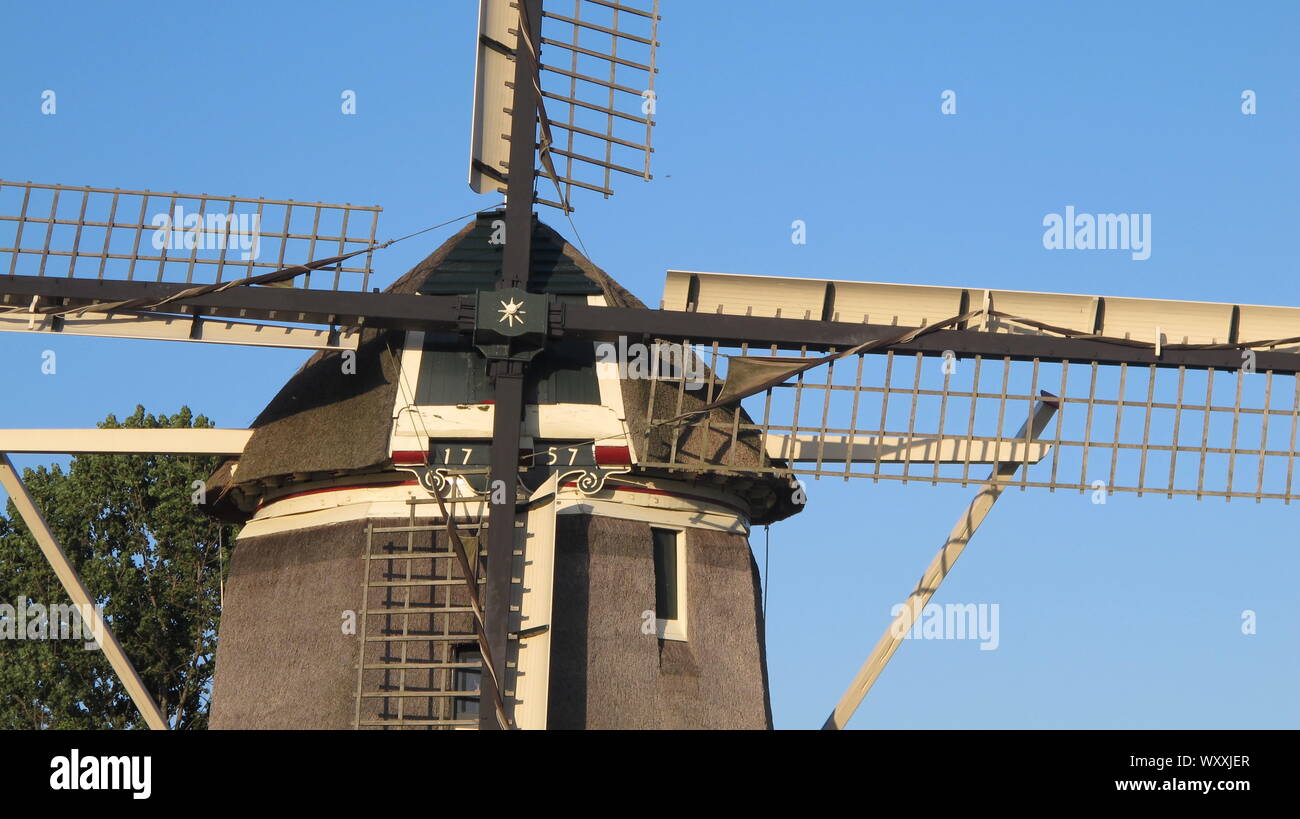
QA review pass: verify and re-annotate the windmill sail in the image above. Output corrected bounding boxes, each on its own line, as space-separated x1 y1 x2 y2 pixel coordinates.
637 271 1300 503
0 180 380 349
0 180 381 291
469 0 660 211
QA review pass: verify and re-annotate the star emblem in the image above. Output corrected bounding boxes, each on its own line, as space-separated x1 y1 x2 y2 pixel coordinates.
498 297 526 327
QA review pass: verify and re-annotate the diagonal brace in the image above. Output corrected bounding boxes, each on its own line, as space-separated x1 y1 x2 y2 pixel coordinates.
0 453 168 730
821 392 1059 730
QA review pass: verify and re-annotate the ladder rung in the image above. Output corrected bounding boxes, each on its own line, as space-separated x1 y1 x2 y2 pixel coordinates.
366 606 476 615
359 690 480 698
362 662 480 670
366 579 483 588
357 719 478 727
365 634 480 642
372 524 483 534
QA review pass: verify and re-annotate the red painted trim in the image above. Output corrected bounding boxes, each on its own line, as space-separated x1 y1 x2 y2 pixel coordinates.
594 445 631 465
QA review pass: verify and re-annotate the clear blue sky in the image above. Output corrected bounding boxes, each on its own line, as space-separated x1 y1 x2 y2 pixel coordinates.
1 1 1296 729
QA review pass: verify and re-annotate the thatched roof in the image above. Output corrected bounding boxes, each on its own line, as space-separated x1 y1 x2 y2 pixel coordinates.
206 213 800 525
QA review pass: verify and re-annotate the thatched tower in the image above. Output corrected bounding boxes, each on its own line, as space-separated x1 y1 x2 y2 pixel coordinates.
204 214 800 729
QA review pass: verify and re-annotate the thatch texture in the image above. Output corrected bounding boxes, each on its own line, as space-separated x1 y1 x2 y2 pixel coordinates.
212 512 770 730
547 515 771 729
212 516 482 730
231 333 401 485
209 519 370 729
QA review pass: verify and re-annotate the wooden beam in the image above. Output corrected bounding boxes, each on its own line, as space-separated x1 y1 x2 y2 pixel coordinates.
562 303 1300 373
0 453 169 730
664 270 1300 350
480 0 541 731
0 428 251 455
0 273 464 333
0 310 357 351
764 432 1050 465
469 0 519 194
482 363 525 731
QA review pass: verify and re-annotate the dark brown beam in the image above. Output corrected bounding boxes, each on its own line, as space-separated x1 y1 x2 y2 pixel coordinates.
0 274 463 333
6 273 1297 375
480 0 542 731
482 361 524 731
559 304 1300 374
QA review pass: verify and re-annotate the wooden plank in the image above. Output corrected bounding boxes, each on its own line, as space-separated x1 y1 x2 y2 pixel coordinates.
0 310 357 350
665 270 1300 350
0 428 251 455
764 432 1051 465
510 474 559 729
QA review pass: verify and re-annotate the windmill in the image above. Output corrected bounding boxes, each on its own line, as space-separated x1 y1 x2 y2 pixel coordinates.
2 1 1297 732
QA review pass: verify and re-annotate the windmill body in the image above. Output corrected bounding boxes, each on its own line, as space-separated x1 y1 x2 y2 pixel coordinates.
204 214 796 729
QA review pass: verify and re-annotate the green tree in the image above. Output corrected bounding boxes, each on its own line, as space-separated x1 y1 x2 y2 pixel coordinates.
0 406 234 729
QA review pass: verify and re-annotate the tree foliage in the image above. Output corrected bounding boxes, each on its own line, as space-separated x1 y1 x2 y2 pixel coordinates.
0 406 234 729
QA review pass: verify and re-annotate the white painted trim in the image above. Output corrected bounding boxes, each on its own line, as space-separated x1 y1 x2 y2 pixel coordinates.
396 330 426 399
387 322 632 455
391 403 628 444
239 475 750 539
589 293 630 426
511 475 558 729
652 525 688 642
389 330 428 443
240 503 418 539
242 478 748 540
239 478 482 539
